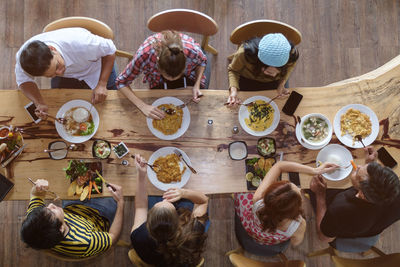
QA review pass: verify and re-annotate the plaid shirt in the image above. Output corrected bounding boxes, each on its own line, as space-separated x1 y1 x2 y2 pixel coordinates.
115 33 207 89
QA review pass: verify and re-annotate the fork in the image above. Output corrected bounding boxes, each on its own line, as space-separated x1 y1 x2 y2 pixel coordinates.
130 155 159 172
165 95 204 114
42 112 66 124
174 149 197 174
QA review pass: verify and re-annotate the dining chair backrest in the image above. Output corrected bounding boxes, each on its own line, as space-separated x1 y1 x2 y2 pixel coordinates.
230 19 302 46
128 248 204 267
332 253 400 267
44 250 99 262
147 9 219 55
227 249 305 267
43 16 133 60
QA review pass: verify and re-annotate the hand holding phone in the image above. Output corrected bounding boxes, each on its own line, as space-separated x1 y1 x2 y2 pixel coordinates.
24 102 41 124
377 147 397 168
289 172 301 187
282 91 303 116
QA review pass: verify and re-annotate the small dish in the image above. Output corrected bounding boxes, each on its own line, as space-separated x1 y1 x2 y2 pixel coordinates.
0 126 10 140
48 141 68 160
316 144 353 181
300 113 332 147
245 157 276 190
113 142 129 159
229 141 248 160
257 137 276 157
92 140 111 159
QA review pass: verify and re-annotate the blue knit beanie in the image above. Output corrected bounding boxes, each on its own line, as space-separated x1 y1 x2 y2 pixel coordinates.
258 33 291 67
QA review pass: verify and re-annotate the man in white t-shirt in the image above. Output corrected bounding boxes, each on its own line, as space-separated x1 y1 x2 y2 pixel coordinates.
15 27 117 118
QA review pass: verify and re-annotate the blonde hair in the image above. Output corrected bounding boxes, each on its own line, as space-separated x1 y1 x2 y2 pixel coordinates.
156 31 186 77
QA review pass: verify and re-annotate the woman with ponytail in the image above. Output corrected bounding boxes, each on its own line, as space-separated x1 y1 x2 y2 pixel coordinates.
226 33 299 106
131 154 209 267
116 31 208 119
234 161 338 253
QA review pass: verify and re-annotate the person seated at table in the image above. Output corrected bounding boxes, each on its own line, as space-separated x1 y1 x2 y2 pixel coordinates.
234 161 337 254
115 30 209 120
130 154 209 266
15 27 117 118
310 146 400 243
20 179 124 258
226 33 299 106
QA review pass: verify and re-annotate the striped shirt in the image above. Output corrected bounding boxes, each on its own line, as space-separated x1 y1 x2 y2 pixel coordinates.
27 197 112 258
115 32 207 89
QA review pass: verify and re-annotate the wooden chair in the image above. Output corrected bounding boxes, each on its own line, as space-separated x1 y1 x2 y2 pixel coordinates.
332 252 400 267
230 19 302 46
44 239 130 262
226 248 305 267
307 235 380 258
43 16 133 60
128 248 205 267
147 8 219 55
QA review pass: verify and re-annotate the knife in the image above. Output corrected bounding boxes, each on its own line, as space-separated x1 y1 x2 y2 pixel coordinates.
174 149 197 174
1 144 27 168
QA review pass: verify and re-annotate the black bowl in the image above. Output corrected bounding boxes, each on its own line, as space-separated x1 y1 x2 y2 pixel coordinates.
228 141 248 160
92 139 111 159
256 137 276 157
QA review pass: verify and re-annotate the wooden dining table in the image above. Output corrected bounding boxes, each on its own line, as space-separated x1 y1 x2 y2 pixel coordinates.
1 56 400 200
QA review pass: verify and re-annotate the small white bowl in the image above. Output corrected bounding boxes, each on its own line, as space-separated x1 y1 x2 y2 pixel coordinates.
300 113 332 147
0 126 10 139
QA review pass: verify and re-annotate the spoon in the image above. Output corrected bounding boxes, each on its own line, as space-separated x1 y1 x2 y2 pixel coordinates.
165 95 204 115
355 135 366 148
44 144 77 153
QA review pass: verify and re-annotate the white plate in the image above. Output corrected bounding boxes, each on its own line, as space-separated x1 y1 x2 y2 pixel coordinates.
295 123 330 150
316 144 353 181
333 104 379 148
146 97 190 140
55 100 99 143
147 147 191 191
238 96 280 136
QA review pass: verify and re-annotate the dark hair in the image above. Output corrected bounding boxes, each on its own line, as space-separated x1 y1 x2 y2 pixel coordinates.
147 206 208 267
20 206 64 249
360 162 400 204
257 181 303 232
243 36 299 77
20 41 54 76
156 31 186 78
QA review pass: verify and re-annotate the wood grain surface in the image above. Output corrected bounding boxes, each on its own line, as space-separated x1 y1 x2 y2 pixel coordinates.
1 58 399 200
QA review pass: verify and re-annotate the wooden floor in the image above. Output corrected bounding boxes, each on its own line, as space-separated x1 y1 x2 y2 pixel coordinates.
1 0 400 266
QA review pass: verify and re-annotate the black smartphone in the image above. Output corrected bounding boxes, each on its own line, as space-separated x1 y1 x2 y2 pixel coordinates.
0 173 14 201
289 172 301 187
24 102 41 124
377 147 397 168
282 91 303 116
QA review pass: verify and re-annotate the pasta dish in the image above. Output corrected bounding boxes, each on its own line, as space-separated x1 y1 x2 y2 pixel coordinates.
153 153 186 183
153 104 183 135
245 100 274 131
340 108 372 144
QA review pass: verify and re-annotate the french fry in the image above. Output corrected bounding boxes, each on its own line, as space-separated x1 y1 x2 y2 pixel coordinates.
351 160 357 170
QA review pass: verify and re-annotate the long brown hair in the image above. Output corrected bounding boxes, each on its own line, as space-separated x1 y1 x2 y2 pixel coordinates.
256 180 303 232
156 30 186 78
147 206 208 267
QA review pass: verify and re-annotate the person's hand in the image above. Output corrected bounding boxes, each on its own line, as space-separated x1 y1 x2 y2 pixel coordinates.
310 175 327 197
107 183 124 203
277 85 290 97
134 154 147 174
31 179 49 196
315 162 339 174
226 87 241 106
192 87 203 103
163 188 184 203
92 85 108 104
34 104 49 120
141 104 165 120
364 146 377 163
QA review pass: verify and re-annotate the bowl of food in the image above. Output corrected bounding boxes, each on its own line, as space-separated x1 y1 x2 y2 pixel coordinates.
0 126 10 140
113 142 129 159
257 137 276 157
55 100 99 143
245 157 276 190
229 141 248 160
92 140 111 159
300 113 332 147
316 144 353 181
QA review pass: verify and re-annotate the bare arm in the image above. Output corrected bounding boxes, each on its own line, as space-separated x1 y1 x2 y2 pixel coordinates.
92 53 116 104
290 217 306 246
163 188 208 218
20 82 48 117
131 154 149 232
192 65 205 101
119 86 165 120
107 183 124 244
253 161 338 202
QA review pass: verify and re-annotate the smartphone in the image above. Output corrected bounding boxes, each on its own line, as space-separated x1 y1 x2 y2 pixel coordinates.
0 172 14 201
24 102 41 124
289 172 301 187
282 91 303 116
377 147 397 168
